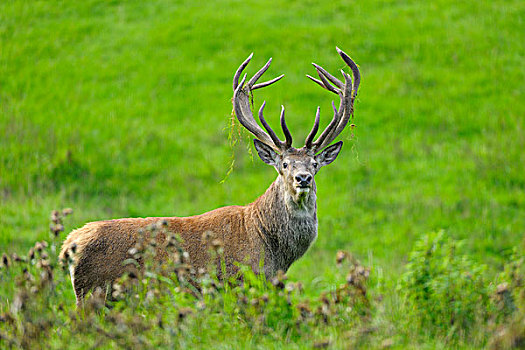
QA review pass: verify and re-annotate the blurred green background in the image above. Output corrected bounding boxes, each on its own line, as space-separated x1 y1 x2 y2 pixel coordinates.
1 0 523 289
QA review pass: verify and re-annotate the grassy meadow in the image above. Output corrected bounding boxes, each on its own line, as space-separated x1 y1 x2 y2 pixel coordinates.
1 0 524 348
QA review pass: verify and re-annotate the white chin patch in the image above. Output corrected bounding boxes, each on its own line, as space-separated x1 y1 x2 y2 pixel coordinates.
296 187 310 194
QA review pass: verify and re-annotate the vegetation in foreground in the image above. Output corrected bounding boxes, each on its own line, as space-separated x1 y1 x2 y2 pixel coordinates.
0 211 523 349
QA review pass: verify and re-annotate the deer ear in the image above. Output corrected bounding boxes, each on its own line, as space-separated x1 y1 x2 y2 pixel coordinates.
254 139 279 166
315 141 343 167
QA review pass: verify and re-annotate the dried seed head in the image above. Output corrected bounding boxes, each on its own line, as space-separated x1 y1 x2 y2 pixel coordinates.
37 259 50 269
50 223 64 236
171 252 181 264
0 312 15 324
320 292 330 305
12 253 23 263
50 210 60 223
23 268 34 282
35 242 44 252
297 302 311 314
40 267 53 281
62 208 73 216
128 270 138 279
211 239 223 251
271 270 287 290
28 247 35 260
112 283 123 293
496 283 509 294
167 234 181 248
1 253 10 268
336 250 347 265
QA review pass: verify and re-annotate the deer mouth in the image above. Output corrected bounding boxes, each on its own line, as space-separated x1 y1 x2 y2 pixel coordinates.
296 185 311 192
295 181 312 189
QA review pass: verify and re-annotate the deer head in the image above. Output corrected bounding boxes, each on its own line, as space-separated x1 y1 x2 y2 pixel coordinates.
233 47 360 205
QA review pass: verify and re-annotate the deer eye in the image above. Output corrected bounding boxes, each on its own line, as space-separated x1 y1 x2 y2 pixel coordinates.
282 162 288 169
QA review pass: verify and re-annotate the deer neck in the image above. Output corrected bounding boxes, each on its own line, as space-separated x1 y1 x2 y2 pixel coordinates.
251 175 318 274
258 175 317 218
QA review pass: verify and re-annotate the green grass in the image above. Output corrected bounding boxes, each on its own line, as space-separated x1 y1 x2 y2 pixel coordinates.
1 0 524 347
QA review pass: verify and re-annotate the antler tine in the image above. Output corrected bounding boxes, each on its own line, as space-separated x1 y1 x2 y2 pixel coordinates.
306 47 360 152
310 101 342 150
306 74 327 89
233 53 253 90
233 82 276 149
315 67 340 95
232 54 289 152
312 63 344 89
319 73 352 148
280 105 293 148
305 106 321 148
259 101 285 149
252 74 284 90
247 58 272 88
336 46 361 98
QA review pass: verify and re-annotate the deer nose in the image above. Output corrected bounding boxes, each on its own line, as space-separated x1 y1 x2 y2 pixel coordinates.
295 173 312 186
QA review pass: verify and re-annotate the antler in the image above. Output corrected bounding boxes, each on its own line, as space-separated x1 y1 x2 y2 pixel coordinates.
305 47 360 152
232 54 290 152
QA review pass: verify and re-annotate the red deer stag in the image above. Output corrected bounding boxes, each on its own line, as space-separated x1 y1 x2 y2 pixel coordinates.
60 47 360 306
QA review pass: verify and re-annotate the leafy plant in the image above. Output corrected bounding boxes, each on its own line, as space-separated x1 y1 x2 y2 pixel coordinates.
398 230 493 339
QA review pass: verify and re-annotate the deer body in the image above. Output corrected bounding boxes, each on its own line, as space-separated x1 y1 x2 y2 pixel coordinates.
60 48 360 306
61 175 318 301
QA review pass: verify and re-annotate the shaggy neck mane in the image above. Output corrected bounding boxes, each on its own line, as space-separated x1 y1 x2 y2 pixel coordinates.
248 176 318 273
